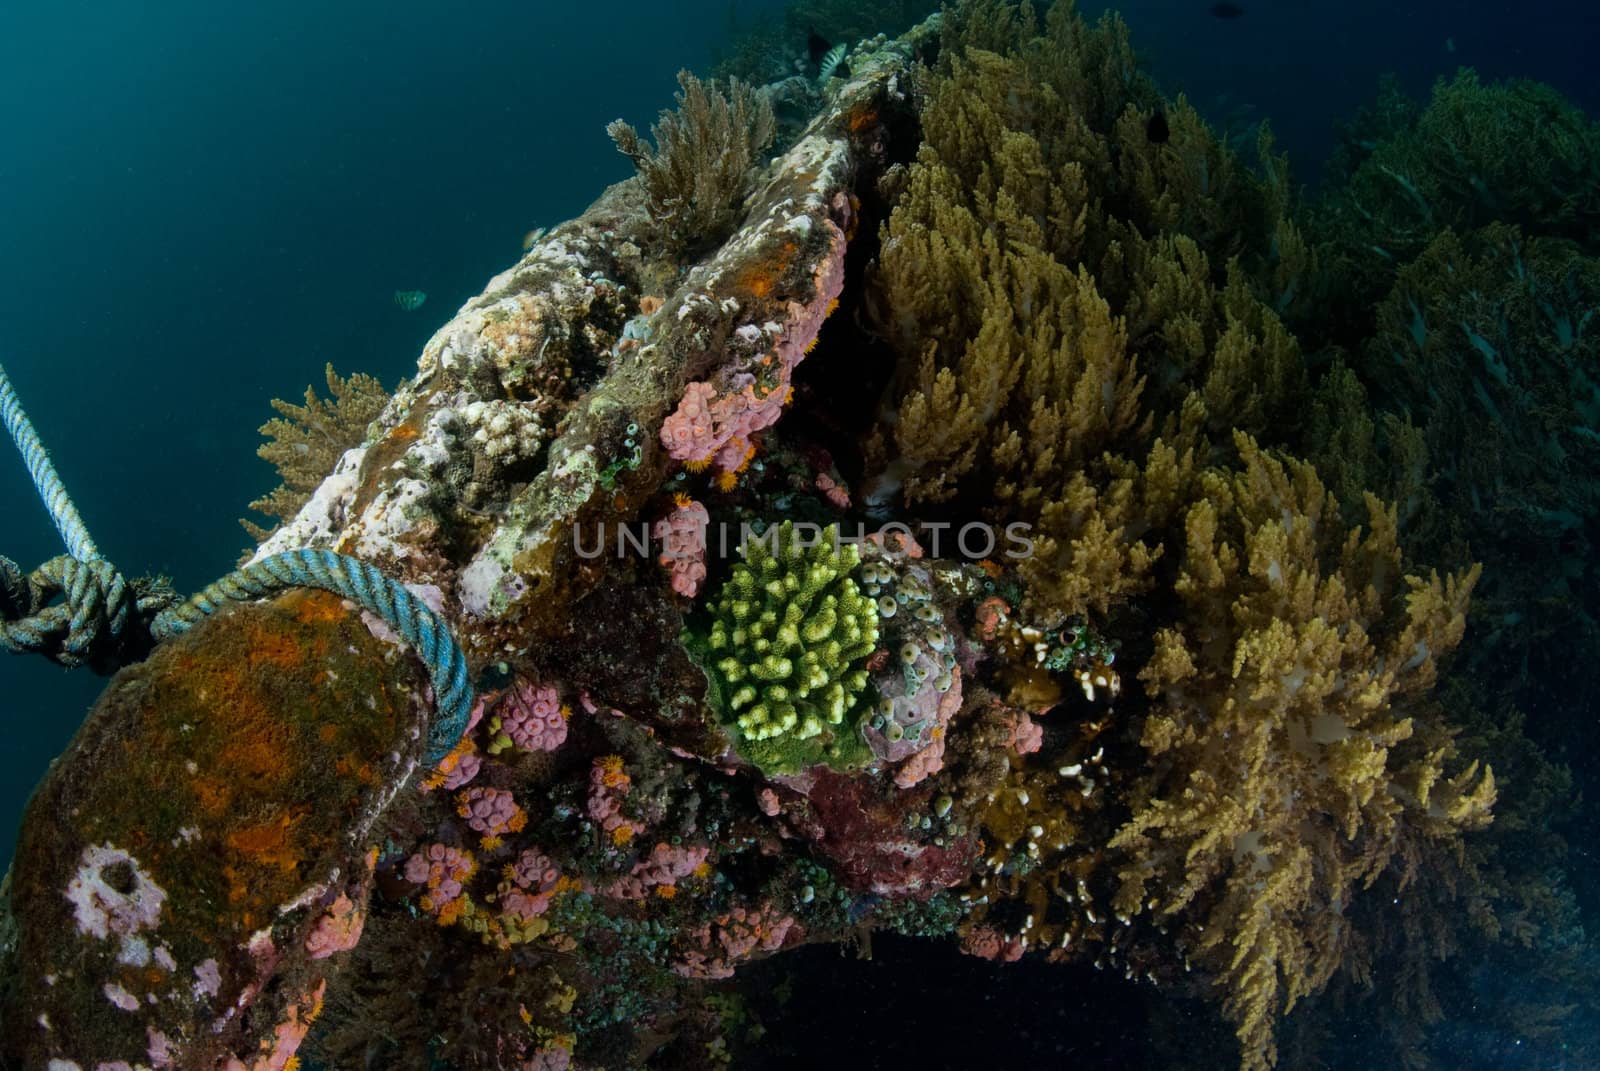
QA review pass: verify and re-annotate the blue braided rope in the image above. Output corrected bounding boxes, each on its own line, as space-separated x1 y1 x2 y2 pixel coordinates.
2 359 473 764
0 556 133 667
0 361 101 563
152 549 473 763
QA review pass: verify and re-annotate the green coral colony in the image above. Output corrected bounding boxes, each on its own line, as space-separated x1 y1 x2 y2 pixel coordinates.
706 522 879 772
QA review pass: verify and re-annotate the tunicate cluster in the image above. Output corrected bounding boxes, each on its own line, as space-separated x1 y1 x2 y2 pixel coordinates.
600 421 644 489
859 553 961 764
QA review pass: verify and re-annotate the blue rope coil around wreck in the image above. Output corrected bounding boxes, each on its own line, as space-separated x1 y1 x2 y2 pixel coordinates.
0 359 473 765
150 549 473 763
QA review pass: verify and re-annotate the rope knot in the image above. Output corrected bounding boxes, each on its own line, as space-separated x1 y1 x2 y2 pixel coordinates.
0 554 177 673
3 361 473 764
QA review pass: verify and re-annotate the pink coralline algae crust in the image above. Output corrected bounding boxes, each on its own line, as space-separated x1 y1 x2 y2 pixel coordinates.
457 786 527 837
960 925 1026 963
103 981 140 1011
800 768 979 897
1004 709 1044 755
887 663 963 789
494 679 569 753
247 927 280 978
193 958 222 998
893 731 947 790
815 473 850 509
654 498 710 596
466 689 488 732
220 977 326 1071
304 893 365 960
659 217 849 473
148 1026 179 1065
521 1043 573 1071
674 904 800 979
65 844 167 939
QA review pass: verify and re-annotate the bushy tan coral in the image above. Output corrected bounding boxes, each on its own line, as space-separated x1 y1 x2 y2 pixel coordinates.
864 2 1306 629
608 69 776 253
856 7 1515 1068
863 24 1517 1048
242 363 388 542
1107 432 1493 1070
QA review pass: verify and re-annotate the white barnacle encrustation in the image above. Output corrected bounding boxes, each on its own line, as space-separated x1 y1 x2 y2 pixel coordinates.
459 399 546 462
64 844 166 941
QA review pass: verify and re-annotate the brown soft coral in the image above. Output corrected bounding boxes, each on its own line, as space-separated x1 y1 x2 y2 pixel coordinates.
1108 431 1493 1070
864 8 1308 557
607 69 776 253
241 363 388 543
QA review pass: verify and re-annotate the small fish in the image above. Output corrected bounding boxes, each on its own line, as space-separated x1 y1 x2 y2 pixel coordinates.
1146 110 1170 143
818 42 849 82
521 226 547 251
1209 2 1245 17
807 28 831 67
394 289 427 312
